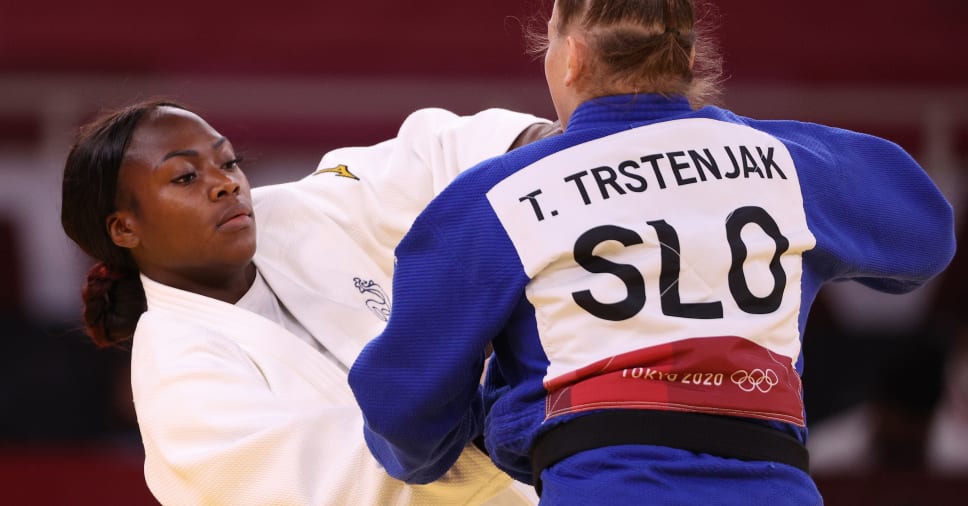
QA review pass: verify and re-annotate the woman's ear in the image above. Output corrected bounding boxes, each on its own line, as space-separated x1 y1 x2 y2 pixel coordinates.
107 212 140 249
563 35 587 87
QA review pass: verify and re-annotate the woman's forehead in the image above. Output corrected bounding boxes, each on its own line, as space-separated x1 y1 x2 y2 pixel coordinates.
141 107 219 139
126 108 223 158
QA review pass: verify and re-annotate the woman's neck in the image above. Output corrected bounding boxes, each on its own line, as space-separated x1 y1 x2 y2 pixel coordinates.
141 261 257 304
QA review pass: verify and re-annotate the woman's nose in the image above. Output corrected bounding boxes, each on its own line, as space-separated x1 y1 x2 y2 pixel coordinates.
208 170 241 201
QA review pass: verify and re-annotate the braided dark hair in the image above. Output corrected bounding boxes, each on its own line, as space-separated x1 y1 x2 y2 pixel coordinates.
528 0 723 107
61 99 186 347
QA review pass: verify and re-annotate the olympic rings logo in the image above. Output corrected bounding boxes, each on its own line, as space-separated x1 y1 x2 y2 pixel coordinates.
730 369 779 393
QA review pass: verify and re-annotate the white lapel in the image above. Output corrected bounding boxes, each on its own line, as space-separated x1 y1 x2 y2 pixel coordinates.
140 274 354 402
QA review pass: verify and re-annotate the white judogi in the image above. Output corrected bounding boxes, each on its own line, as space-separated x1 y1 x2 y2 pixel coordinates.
131 108 548 505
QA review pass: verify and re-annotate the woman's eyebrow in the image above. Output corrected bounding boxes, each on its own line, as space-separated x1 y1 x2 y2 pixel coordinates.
158 137 228 164
160 149 198 163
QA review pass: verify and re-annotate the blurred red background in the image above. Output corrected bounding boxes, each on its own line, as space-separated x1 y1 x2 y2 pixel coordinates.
1 1 966 504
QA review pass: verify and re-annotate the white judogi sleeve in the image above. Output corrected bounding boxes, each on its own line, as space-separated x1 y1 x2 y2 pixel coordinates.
254 107 549 368
247 107 546 504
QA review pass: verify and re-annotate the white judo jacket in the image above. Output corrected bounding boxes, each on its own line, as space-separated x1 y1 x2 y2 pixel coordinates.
131 108 548 505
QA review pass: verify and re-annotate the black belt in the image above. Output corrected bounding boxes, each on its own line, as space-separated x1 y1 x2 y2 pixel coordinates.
530 409 809 496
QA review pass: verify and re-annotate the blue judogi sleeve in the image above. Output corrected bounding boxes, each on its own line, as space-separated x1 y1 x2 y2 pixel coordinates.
751 118 956 293
348 158 531 484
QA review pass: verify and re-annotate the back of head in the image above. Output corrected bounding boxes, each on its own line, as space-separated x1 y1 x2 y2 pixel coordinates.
61 99 185 348
545 0 722 106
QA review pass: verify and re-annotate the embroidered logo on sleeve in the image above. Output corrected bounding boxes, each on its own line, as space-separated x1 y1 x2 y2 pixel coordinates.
313 164 360 180
354 277 391 321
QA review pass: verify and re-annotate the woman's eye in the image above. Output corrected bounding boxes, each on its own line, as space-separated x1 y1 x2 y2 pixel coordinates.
172 172 197 184
223 157 244 170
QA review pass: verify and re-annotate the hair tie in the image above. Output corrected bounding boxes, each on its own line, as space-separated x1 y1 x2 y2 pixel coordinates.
88 261 124 282
664 27 680 36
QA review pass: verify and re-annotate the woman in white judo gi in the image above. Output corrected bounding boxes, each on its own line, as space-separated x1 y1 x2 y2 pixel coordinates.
60 99 552 505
